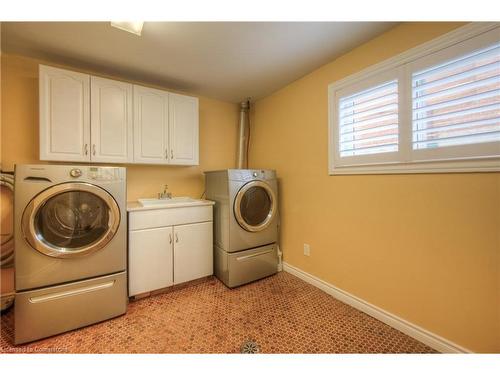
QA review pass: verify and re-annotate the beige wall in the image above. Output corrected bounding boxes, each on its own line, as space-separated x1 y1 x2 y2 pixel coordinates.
250 22 500 353
1 54 239 201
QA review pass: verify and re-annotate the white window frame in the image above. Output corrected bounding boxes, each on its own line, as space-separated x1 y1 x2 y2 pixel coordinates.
328 22 500 175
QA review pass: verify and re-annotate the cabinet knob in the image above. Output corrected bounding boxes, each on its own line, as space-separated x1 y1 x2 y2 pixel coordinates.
84 144 88 155
92 144 96 156
175 233 179 243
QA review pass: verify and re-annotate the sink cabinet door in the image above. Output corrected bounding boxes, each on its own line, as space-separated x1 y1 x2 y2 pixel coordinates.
128 226 173 296
173 222 213 285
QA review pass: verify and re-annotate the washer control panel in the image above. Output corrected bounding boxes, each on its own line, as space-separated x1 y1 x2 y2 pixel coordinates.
87 167 123 181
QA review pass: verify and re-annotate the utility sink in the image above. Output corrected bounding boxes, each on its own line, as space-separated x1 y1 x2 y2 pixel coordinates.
138 197 198 207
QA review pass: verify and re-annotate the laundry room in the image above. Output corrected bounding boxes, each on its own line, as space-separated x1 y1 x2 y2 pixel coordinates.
1 1 499 374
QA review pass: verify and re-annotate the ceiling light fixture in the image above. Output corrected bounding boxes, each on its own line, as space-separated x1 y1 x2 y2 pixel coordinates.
110 21 144 36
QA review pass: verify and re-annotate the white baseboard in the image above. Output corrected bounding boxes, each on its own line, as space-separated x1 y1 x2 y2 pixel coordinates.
282 262 471 353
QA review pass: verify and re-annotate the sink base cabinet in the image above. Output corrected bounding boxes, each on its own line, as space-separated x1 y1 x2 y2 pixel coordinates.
128 206 214 297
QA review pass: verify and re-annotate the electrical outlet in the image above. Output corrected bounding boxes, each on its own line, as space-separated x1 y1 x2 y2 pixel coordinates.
303 243 311 256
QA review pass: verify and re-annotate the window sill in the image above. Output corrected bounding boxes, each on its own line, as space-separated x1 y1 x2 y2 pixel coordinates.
329 159 500 175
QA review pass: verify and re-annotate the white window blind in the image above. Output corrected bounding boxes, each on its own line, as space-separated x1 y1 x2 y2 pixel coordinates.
328 24 500 174
338 80 399 157
412 42 500 150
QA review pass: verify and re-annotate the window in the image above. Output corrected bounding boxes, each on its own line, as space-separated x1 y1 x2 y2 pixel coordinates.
339 80 399 157
328 23 500 174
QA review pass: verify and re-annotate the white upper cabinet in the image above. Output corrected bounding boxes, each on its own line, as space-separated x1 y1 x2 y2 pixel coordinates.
133 85 169 164
39 65 200 165
91 77 133 163
39 65 90 162
169 93 199 166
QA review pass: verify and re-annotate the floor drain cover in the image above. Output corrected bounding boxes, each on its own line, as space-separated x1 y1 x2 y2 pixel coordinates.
240 340 260 354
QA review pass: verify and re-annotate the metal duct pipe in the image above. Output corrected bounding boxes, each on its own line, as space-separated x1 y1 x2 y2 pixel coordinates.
236 100 250 169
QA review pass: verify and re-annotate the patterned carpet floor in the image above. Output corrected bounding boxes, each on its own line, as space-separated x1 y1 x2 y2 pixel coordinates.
1 271 436 353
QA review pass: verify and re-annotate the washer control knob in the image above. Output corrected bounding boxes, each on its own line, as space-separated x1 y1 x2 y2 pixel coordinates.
252 172 258 177
70 168 82 178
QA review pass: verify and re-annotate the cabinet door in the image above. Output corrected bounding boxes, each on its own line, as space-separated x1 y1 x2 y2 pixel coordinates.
91 77 133 163
173 222 213 285
168 93 199 165
133 85 170 164
39 65 90 162
128 226 173 296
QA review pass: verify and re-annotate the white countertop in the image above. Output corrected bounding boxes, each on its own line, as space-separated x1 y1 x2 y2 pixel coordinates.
127 198 215 212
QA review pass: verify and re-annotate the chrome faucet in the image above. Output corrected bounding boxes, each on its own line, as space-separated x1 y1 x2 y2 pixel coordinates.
158 184 172 199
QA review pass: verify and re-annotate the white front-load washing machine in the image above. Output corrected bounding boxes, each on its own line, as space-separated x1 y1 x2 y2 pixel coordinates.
205 169 279 288
14 164 127 344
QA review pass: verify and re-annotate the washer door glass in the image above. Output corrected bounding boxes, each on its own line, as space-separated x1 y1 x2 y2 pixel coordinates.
35 191 109 249
23 183 120 258
234 180 277 232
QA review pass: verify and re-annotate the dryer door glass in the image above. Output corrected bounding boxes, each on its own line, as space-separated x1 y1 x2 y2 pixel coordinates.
240 187 271 226
22 183 120 258
234 180 277 232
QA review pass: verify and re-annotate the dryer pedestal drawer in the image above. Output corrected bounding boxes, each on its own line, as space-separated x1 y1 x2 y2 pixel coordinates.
215 244 278 288
15 271 127 344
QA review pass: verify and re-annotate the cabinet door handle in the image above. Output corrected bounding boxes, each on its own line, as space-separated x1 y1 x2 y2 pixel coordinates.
169 233 172 244
84 144 88 155
171 149 174 159
165 148 168 159
92 144 96 156
175 233 179 243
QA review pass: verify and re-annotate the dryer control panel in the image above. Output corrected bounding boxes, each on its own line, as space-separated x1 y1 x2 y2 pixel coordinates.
228 169 276 181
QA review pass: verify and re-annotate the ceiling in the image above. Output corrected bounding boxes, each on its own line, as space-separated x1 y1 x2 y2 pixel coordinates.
1 22 396 103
